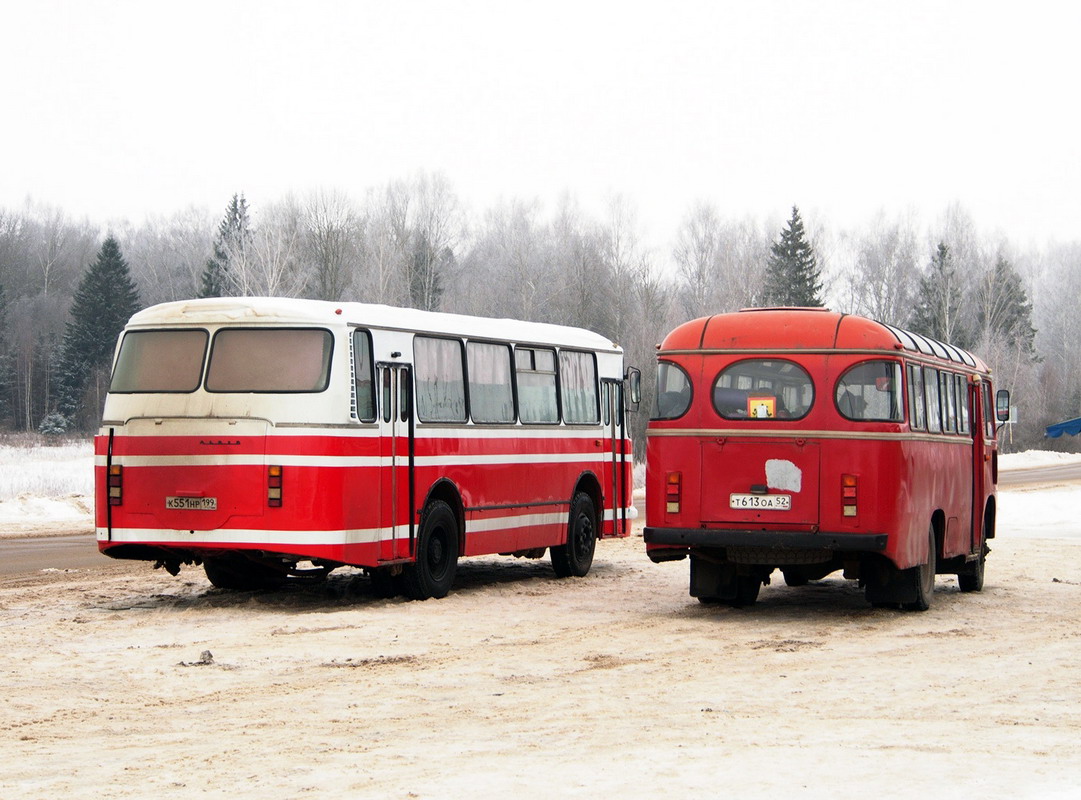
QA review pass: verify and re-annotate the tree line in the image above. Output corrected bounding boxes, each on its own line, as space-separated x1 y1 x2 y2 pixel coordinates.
0 174 1067 453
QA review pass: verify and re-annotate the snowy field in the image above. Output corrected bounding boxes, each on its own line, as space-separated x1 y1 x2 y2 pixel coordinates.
0 440 1078 538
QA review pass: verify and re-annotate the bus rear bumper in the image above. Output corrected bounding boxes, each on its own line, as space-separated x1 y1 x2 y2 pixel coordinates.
643 527 888 554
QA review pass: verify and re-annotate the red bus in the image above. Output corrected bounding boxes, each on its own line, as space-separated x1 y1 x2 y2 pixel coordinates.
96 298 639 599
644 308 1010 610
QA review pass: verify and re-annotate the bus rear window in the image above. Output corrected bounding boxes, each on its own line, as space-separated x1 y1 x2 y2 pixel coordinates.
110 329 208 393
206 328 333 393
836 361 903 422
712 360 813 420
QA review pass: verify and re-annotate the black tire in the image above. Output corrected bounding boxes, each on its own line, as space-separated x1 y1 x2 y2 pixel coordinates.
402 500 459 600
902 524 936 611
203 555 285 591
551 492 597 578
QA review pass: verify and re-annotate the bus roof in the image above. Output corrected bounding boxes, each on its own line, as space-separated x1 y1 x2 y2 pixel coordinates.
659 308 987 372
126 297 623 353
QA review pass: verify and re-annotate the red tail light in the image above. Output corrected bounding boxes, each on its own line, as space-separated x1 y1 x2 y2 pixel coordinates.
666 471 682 514
108 464 123 506
268 465 283 507
841 474 857 517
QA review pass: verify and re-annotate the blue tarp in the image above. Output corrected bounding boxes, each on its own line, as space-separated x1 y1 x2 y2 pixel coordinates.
1046 417 1081 438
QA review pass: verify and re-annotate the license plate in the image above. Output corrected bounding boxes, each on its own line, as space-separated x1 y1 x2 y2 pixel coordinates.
166 496 218 511
730 493 791 511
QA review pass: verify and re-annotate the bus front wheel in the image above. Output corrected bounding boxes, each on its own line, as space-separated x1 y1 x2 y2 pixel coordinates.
402 500 459 600
551 492 597 578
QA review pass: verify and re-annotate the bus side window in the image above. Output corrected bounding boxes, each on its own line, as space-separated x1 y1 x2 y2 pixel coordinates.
559 350 600 424
467 341 515 424
516 347 559 424
415 336 467 423
924 367 941 433
353 329 375 422
941 371 957 433
907 364 925 430
957 374 970 434
382 369 392 423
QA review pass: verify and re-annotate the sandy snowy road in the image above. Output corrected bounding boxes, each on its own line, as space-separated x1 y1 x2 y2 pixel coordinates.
2 522 1080 800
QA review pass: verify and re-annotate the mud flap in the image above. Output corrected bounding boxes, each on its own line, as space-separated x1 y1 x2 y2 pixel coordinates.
862 555 919 605
690 556 741 600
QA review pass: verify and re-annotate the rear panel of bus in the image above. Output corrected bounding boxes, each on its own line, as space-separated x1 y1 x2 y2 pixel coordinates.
645 310 994 573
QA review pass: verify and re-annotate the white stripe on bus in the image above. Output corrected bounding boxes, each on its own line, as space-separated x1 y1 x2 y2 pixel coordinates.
94 452 622 469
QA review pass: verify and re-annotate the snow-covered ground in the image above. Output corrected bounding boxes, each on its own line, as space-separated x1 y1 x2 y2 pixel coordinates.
0 443 1078 538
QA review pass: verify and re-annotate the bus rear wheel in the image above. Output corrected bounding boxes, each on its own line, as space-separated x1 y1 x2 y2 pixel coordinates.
902 524 937 611
402 500 459 600
551 492 597 578
957 543 987 593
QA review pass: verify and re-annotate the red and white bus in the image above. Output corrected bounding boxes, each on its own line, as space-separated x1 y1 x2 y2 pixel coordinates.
644 308 1009 610
96 298 639 599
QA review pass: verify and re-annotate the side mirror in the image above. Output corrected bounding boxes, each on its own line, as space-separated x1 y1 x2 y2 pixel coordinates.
995 389 1011 422
625 367 642 412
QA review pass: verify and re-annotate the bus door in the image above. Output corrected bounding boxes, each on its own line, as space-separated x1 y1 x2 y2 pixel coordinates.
603 379 628 536
969 380 990 554
378 363 414 560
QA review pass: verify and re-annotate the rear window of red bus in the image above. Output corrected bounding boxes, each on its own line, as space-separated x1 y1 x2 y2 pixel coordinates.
711 359 813 420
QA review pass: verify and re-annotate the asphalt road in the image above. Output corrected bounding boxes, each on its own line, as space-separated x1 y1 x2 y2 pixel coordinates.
1 533 100 576
3 461 1079 576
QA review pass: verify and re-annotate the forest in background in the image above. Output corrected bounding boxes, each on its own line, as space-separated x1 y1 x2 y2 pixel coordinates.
0 171 1073 454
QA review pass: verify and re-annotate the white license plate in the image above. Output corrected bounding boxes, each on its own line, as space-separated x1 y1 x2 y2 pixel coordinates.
730 493 791 511
166 496 218 511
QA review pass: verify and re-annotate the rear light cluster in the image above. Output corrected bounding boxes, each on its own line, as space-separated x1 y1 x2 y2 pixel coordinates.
842 474 858 517
666 471 682 514
268 465 283 507
108 465 123 506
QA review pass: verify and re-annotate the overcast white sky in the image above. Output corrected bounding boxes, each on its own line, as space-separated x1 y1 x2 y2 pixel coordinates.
1 0 1077 250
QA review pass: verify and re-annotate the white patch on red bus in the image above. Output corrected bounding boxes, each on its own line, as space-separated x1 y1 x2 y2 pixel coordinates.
765 459 802 492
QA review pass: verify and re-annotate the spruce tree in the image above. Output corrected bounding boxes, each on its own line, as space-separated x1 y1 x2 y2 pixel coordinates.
55 236 141 428
909 242 967 346
762 206 823 307
198 193 250 298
